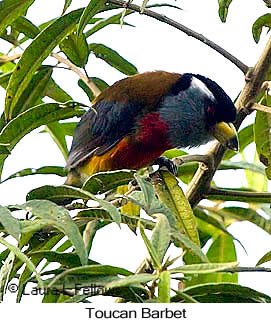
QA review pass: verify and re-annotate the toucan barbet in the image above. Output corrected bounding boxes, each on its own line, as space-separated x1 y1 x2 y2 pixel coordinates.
65 71 238 187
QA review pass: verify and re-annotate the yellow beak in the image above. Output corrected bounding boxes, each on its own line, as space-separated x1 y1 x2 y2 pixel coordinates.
212 122 239 151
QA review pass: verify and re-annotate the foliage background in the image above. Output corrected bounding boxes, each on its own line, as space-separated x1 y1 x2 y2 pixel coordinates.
0 0 271 303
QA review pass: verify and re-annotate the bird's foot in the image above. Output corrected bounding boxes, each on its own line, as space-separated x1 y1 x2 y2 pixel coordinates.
152 156 178 176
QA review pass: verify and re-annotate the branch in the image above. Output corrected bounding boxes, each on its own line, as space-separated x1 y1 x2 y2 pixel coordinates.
251 102 271 114
187 35 271 208
51 53 101 97
207 187 271 204
108 0 249 74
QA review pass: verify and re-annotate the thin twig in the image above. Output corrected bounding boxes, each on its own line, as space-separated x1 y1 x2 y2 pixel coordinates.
108 0 249 74
51 53 101 98
251 102 271 114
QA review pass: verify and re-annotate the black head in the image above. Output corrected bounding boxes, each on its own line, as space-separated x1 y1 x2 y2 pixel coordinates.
193 74 237 125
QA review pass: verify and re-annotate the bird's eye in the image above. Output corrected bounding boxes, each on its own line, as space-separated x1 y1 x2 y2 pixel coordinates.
207 106 216 117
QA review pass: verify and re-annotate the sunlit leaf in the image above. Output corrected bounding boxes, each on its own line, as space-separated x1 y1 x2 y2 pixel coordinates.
256 250 271 266
157 270 170 303
252 13 271 43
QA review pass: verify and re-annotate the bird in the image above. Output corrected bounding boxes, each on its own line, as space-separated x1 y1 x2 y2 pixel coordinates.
65 71 238 187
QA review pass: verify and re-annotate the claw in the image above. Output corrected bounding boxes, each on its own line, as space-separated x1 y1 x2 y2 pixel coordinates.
153 156 178 176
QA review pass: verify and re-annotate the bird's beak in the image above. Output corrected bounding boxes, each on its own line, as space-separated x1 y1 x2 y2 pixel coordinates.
212 122 239 151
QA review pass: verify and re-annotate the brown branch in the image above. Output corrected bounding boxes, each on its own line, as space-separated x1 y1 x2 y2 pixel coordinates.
51 53 101 98
251 102 271 114
108 0 249 74
187 35 271 208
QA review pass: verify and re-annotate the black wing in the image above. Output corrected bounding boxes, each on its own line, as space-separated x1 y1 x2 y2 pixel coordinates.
65 99 144 169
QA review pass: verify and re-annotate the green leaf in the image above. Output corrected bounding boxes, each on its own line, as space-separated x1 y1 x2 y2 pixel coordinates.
5 8 84 121
105 273 155 290
157 271 170 303
60 30 89 67
44 122 69 160
154 171 200 246
26 185 122 225
48 264 132 288
219 160 265 175
44 78 72 103
0 206 21 240
83 170 135 194
170 261 238 274
0 237 44 288
14 200 88 265
77 0 107 36
252 13 271 43
218 0 232 22
85 10 134 38
89 43 138 76
12 67 53 117
0 102 84 180
255 106 271 179
78 77 108 102
256 250 271 266
150 214 171 264
174 283 271 303
12 16 40 38
62 0 73 15
187 234 238 287
171 231 209 263
0 251 15 302
244 151 268 191
219 206 271 235
1 166 66 183
139 222 161 270
0 0 34 37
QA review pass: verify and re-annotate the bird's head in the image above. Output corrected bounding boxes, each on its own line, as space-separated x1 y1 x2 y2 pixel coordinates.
160 73 239 151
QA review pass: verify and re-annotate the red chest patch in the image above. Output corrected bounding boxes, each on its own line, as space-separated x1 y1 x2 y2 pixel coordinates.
136 112 170 148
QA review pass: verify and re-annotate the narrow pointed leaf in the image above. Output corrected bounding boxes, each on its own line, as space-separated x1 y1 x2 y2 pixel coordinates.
256 250 271 266
155 171 200 246
77 0 107 36
78 77 108 102
60 31 89 67
218 0 232 22
1 166 66 183
139 222 161 270
0 251 15 301
105 273 155 290
157 270 170 303
83 169 135 194
26 185 121 225
5 8 83 120
0 102 84 180
62 0 73 15
0 237 44 288
150 213 171 264
170 261 238 274
89 43 137 76
12 16 40 38
44 122 69 160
